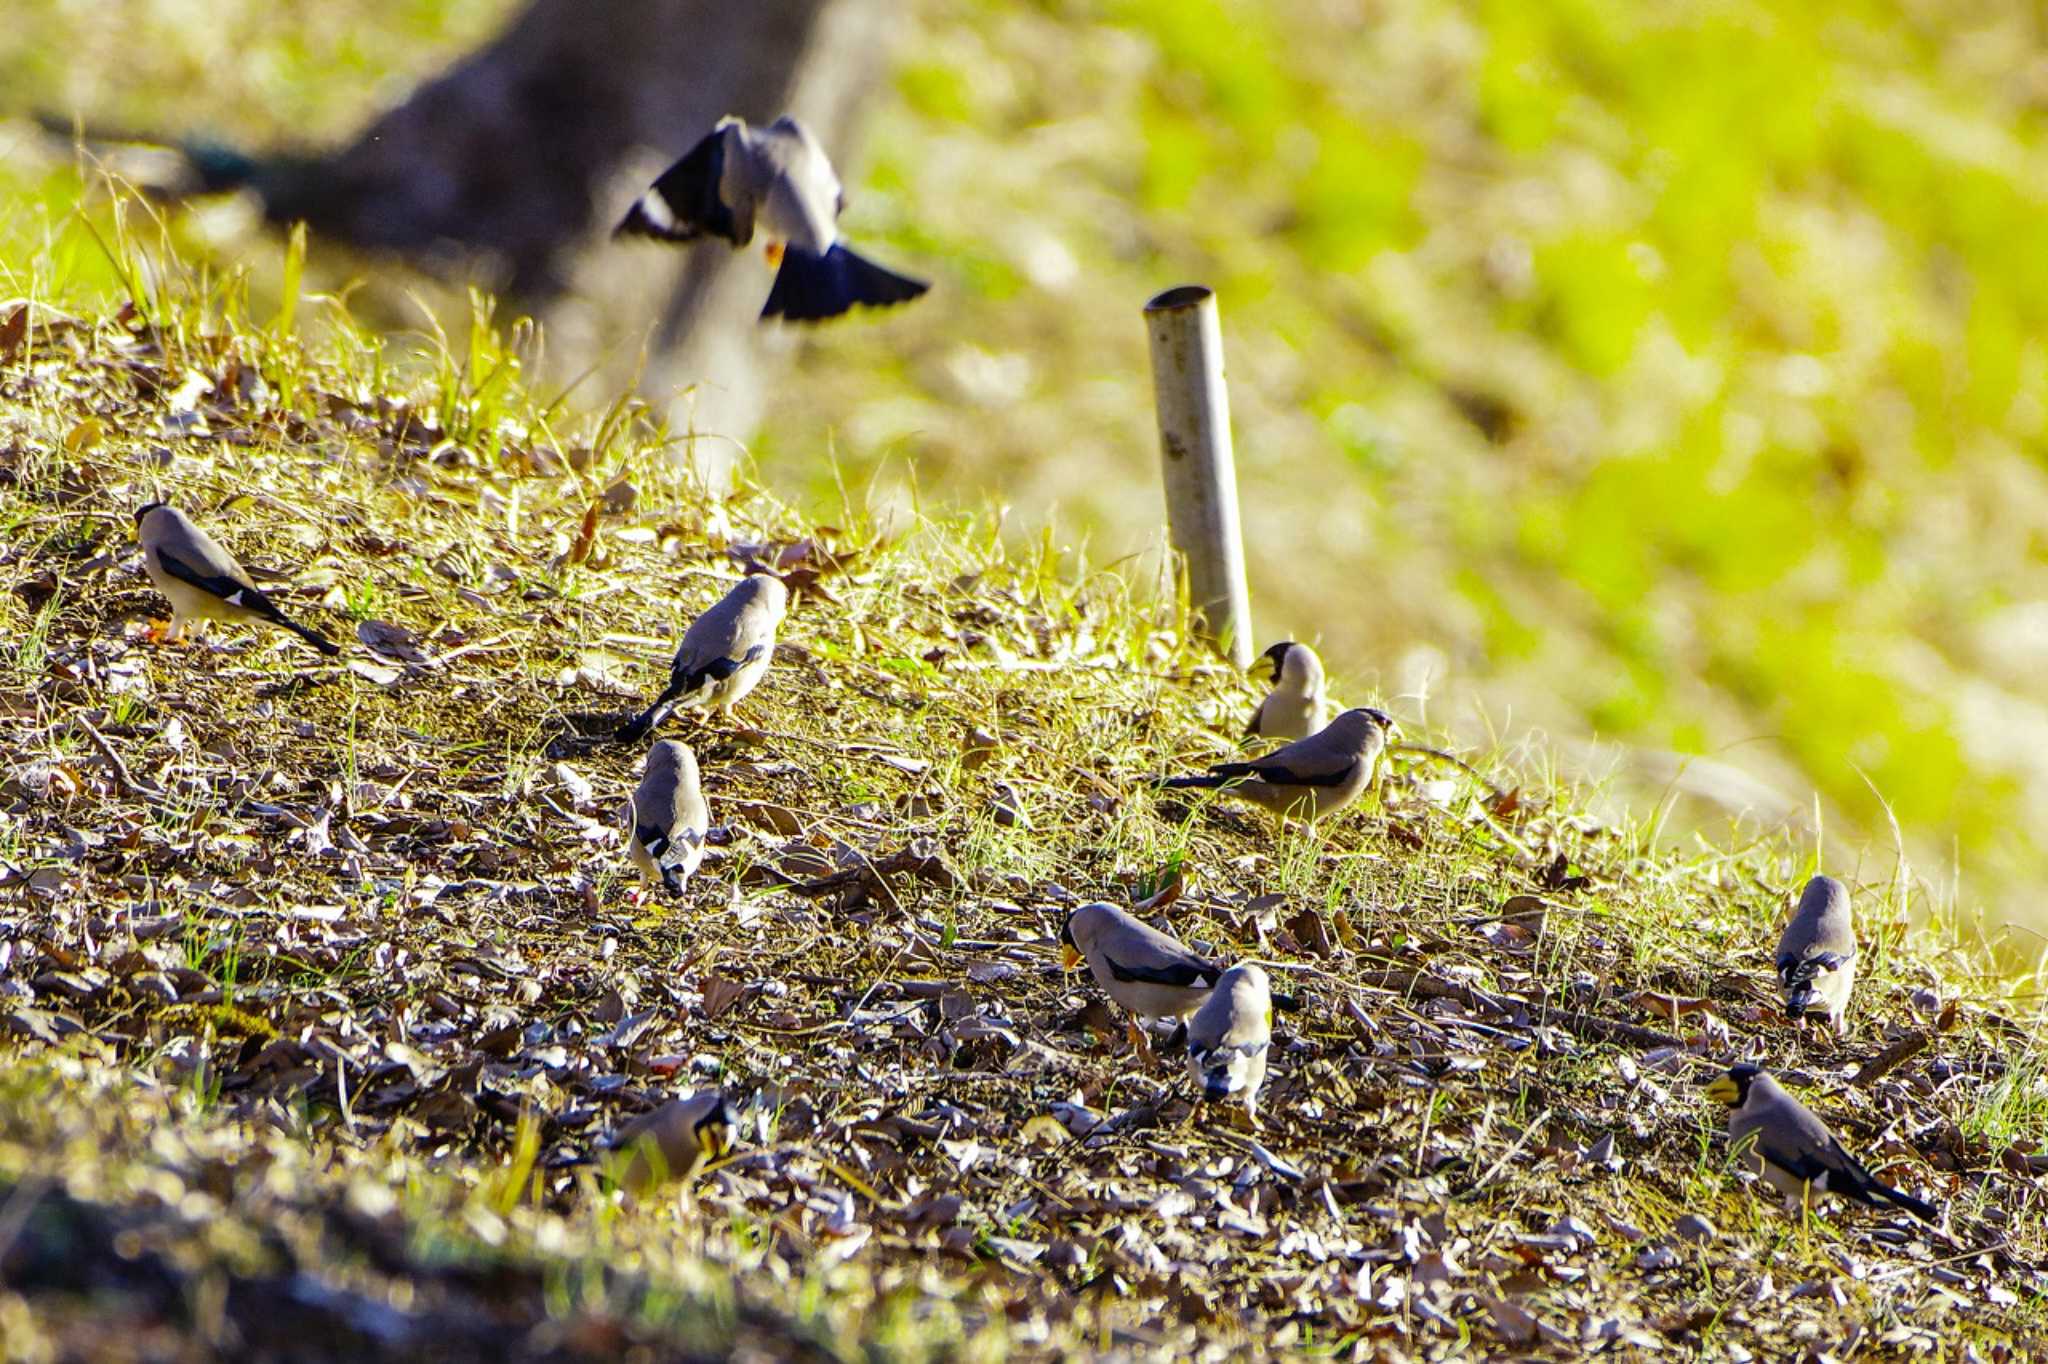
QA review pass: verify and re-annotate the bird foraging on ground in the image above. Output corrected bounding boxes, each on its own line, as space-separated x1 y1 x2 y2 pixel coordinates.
1060 903 1223 1055
1776 874 1856 1034
1161 707 1398 825
615 573 787 743
1703 1065 1937 1222
606 1090 736 1193
1246 641 1327 742
622 740 708 898
134 502 339 655
1186 963 1273 1128
616 115 928 322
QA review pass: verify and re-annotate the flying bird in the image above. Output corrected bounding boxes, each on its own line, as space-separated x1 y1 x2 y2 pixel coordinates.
606 1090 736 1193
1185 963 1273 1128
1060 902 1223 1054
1161 707 1399 825
1704 1065 1937 1222
622 740 709 898
1246 641 1328 742
134 503 339 655
1776 874 1857 1033
616 115 928 322
616 574 788 743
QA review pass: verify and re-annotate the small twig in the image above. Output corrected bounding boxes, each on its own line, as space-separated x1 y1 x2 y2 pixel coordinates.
68 715 165 803
424 631 516 668
1391 742 1506 802
1851 1030 1929 1088
1461 1105 1554 1199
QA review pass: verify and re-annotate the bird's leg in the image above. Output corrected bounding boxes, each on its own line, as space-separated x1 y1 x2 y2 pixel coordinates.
1124 1016 1153 1061
763 241 785 267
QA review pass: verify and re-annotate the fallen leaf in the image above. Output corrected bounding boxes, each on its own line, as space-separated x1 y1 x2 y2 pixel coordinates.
701 976 747 1021
0 305 26 360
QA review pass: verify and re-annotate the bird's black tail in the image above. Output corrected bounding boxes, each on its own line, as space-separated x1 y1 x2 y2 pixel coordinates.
1158 772 1237 791
615 692 674 745
763 244 928 322
1870 1179 1939 1223
1839 1154 1939 1222
276 613 339 657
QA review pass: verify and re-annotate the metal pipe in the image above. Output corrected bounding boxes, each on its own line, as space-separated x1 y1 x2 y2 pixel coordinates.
1143 284 1252 666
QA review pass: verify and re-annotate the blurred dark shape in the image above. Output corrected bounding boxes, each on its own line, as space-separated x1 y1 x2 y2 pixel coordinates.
45 0 891 469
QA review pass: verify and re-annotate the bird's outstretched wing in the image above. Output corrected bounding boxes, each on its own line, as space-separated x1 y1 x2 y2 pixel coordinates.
616 127 741 245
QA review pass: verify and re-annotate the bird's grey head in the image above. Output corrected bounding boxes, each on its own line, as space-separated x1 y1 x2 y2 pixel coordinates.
1259 641 1296 683
133 500 168 527
1339 707 1400 741
647 739 696 773
739 567 792 609
1798 874 1849 919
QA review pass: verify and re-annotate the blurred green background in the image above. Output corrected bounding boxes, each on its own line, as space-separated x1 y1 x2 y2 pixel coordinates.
4 0 2046 945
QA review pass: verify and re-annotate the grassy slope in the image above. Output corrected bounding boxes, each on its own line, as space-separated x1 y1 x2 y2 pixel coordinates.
0 241 2044 1357
7 0 2046 943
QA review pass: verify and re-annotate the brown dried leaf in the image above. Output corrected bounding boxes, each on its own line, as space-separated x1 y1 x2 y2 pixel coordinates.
565 503 600 567
1632 991 1716 1020
0 305 26 359
701 975 747 1021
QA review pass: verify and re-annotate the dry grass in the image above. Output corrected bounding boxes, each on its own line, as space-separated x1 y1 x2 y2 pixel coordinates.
0 230 2045 1359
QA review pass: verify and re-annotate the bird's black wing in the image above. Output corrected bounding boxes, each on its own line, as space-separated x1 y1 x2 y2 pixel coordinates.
1105 956 1222 989
1748 1129 1868 1197
1779 950 1851 985
1240 758 1362 788
671 643 762 695
615 129 738 244
157 550 276 615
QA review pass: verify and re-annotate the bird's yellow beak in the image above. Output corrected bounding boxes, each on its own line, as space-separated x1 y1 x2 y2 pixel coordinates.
1061 945 1084 971
698 1123 733 1160
1704 1076 1739 1105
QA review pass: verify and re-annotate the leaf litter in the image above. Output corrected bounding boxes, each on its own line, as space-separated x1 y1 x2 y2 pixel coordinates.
0 297 2042 1359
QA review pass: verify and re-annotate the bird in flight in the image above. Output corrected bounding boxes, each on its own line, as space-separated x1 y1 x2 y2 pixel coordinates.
617 115 928 322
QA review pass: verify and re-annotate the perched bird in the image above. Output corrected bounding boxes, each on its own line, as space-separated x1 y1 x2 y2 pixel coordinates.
134 502 339 656
1161 707 1399 824
606 1090 736 1193
1246 641 1328 742
616 115 928 322
1060 903 1223 1053
616 574 788 743
1703 1065 1937 1222
1185 963 1273 1128
622 740 709 898
1776 874 1857 1034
